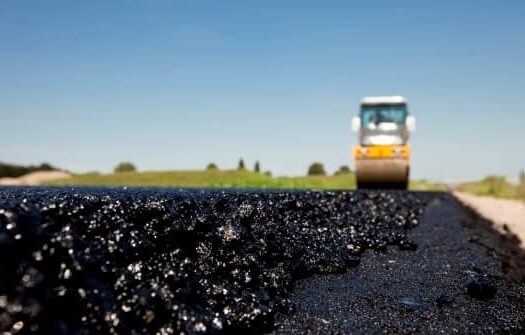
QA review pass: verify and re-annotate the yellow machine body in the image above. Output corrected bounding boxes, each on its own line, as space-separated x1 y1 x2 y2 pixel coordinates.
353 145 410 189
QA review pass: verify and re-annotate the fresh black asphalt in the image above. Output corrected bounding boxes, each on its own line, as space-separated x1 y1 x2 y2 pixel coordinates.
0 187 523 334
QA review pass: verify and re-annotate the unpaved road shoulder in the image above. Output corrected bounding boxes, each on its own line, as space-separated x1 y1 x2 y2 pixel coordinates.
0 170 71 185
454 191 525 248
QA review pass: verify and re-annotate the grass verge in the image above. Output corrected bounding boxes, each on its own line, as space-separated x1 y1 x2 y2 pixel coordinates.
47 170 357 189
457 176 525 202
47 169 446 191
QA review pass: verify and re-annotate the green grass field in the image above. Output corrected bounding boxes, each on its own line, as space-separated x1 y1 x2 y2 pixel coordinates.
47 169 444 191
457 176 525 201
48 170 356 189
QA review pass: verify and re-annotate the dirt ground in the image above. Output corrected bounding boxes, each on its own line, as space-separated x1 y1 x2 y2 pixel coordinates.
454 191 525 248
0 170 71 186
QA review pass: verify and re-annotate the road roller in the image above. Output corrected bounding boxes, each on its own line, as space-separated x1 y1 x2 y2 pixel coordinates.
352 96 416 189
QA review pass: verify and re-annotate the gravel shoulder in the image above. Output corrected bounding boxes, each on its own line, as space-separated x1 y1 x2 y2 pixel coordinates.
454 191 525 248
0 171 71 186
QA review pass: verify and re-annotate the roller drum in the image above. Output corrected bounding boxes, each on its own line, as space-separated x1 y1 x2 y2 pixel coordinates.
355 159 409 189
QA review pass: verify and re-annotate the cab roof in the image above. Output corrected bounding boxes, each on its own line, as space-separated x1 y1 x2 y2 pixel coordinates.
361 96 407 105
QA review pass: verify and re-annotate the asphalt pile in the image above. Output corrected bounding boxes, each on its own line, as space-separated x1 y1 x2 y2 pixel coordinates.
0 187 430 334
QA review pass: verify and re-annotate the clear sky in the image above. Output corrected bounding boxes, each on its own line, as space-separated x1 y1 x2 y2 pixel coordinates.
1 0 524 181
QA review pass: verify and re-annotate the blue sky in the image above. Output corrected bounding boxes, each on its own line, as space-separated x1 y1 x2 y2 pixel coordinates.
1 0 524 181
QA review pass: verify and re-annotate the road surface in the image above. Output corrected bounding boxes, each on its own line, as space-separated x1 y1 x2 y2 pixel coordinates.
0 187 524 334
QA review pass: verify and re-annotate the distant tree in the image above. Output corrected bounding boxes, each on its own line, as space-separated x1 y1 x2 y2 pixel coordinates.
254 161 261 173
238 158 245 170
307 162 326 176
206 163 218 171
264 171 272 177
114 162 136 173
520 169 525 185
39 162 54 171
334 165 351 176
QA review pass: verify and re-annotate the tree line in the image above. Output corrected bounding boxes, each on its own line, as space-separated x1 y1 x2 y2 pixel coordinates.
112 159 352 177
0 162 59 178
208 159 351 177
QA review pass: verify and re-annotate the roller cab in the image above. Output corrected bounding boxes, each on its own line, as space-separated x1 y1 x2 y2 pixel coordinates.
352 96 415 189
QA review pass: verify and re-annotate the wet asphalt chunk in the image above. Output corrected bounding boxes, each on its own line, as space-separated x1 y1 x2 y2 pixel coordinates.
0 187 524 334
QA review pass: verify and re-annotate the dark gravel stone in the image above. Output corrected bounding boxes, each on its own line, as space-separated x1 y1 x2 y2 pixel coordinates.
435 294 455 307
466 276 497 300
